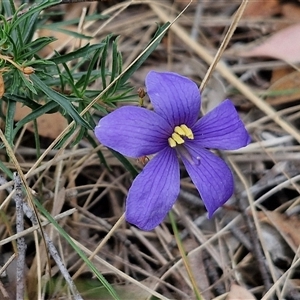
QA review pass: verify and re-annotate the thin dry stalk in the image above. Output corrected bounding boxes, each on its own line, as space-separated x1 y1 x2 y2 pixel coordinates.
0 175 83 300
149 2 300 143
14 173 26 300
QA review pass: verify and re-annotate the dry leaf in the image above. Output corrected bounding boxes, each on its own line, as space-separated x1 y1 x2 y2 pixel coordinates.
185 239 214 300
282 3 300 20
261 223 291 265
226 284 256 300
264 211 300 253
114 277 163 300
257 211 300 253
203 75 226 113
266 71 300 106
237 23 300 63
242 0 280 18
270 67 292 83
14 102 68 139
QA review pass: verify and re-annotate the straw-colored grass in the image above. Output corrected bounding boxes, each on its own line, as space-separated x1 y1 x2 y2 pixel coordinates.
1 1 300 299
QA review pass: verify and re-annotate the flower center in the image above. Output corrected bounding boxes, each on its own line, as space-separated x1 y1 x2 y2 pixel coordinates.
168 124 194 148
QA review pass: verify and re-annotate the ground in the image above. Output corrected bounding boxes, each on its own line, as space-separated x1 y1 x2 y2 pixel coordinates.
1 1 300 299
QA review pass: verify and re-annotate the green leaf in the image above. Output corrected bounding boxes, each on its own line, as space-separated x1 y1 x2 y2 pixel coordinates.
19 72 37 94
44 27 92 40
30 74 92 130
50 43 105 65
81 47 103 92
10 0 61 33
18 37 56 60
100 36 110 91
3 94 42 111
40 14 109 28
53 124 77 149
110 40 119 84
2 0 16 17
5 27 18 56
0 160 13 178
18 10 39 47
60 62 78 96
109 148 138 178
5 99 16 147
71 125 86 147
86 133 111 171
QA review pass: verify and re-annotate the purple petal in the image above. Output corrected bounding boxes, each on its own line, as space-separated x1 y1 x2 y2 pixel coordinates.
125 148 180 230
192 100 250 150
145 71 201 127
95 106 172 157
181 144 234 217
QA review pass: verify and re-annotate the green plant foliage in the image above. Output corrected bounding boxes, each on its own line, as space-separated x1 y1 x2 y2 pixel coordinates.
0 1 170 298
0 1 135 152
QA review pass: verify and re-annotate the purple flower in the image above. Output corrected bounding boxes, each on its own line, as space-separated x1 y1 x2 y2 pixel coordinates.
95 71 250 231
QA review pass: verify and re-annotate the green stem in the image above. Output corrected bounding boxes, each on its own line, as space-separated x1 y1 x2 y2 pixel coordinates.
169 211 203 300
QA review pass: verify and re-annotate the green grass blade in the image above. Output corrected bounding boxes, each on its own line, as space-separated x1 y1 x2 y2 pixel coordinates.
34 198 121 300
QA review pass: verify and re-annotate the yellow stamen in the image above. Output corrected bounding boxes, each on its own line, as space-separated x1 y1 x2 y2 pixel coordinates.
168 137 176 148
168 124 194 148
171 133 184 144
180 124 194 139
174 126 185 136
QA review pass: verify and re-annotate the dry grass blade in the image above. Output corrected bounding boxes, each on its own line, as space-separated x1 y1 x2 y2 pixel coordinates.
2 1 300 299
200 0 249 91
149 2 300 143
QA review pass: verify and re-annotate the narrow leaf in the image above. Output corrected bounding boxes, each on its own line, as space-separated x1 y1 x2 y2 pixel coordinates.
50 43 105 65
5 99 16 147
34 199 121 300
30 74 91 129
